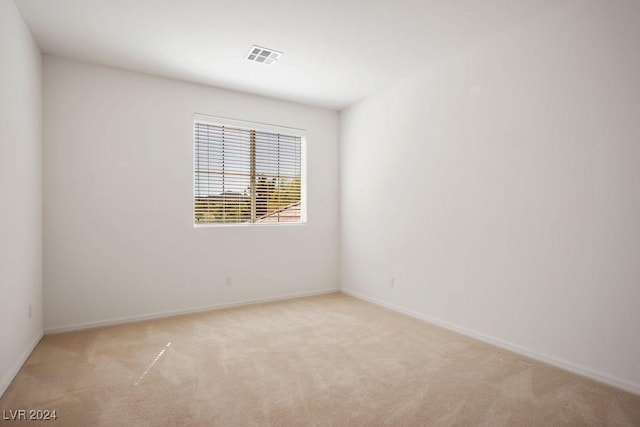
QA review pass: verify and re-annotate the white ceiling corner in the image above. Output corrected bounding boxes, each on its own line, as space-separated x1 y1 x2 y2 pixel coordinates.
15 0 561 110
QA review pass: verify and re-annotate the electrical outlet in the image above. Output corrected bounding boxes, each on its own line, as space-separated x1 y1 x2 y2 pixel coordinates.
389 278 395 288
29 304 32 318
225 276 232 286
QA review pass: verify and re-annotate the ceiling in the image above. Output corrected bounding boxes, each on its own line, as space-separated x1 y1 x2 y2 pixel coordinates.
16 0 560 110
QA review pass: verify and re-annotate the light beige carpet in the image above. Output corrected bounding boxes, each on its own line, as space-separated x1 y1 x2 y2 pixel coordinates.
1 293 639 426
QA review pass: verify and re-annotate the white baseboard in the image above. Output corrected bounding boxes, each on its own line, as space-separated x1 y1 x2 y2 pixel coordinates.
45 288 339 334
340 288 640 397
0 331 43 399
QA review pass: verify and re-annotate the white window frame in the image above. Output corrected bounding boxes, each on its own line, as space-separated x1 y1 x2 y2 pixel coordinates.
193 114 308 227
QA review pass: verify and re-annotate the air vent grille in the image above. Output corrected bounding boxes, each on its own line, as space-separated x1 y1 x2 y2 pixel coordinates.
246 45 282 65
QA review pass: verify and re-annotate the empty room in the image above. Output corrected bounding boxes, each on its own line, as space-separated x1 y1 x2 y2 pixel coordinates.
1 0 639 425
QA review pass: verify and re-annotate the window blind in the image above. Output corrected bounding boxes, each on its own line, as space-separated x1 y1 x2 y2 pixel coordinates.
194 120 303 225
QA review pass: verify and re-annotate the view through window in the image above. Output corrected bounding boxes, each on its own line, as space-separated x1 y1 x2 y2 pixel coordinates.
194 117 305 225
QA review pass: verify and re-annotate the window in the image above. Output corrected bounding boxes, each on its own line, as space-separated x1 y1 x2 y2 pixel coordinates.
194 115 306 225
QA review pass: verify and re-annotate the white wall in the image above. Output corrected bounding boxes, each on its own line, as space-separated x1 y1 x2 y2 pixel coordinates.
0 0 43 397
340 0 640 394
43 57 339 332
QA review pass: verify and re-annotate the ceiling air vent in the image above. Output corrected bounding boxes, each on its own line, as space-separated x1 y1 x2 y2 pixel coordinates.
246 45 282 65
